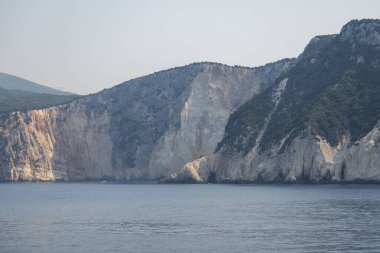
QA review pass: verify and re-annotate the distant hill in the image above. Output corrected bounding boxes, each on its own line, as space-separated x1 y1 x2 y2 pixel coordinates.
0 73 78 113
0 87 78 113
0 72 75 95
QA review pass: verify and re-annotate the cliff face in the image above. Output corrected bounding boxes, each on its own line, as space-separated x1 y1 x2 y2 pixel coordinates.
164 19 380 184
3 19 379 183
165 123 380 184
0 110 57 181
0 94 114 181
0 61 293 181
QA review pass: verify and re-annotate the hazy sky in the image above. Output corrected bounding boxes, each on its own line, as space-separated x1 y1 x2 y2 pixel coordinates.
1 0 380 94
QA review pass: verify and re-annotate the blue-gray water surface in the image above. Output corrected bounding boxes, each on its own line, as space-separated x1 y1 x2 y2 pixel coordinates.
1 183 380 253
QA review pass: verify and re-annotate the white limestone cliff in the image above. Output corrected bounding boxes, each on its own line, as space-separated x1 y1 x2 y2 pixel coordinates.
0 61 292 181
148 63 291 179
166 122 380 184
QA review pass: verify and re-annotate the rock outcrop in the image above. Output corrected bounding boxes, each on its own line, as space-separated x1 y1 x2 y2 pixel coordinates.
0 61 293 181
164 19 380 184
168 122 380 184
2 19 380 184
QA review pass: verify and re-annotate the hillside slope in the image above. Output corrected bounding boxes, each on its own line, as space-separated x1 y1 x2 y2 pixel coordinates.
165 19 380 184
0 61 292 181
0 87 77 113
0 72 74 95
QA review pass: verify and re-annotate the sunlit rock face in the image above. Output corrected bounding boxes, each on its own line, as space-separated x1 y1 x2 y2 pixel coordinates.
3 19 379 184
166 123 380 184
0 60 293 181
164 19 380 184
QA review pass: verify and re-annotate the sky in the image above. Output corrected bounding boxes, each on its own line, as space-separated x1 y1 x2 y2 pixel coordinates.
0 0 380 95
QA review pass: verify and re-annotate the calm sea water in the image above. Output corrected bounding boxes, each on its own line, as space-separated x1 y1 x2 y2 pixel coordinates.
1 183 380 253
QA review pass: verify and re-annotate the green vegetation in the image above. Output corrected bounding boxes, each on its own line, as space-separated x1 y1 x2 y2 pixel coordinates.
259 35 350 151
219 21 380 155
0 87 78 113
309 63 380 146
216 88 274 154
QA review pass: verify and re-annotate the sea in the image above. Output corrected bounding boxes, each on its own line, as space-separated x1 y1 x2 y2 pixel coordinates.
1 182 380 253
